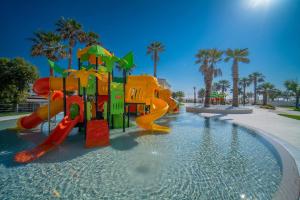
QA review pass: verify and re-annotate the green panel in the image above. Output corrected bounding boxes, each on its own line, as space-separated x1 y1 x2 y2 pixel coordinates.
87 102 92 121
110 82 124 115
117 52 135 71
48 60 68 77
79 75 96 95
103 102 107 120
70 103 80 120
112 114 128 128
113 77 124 83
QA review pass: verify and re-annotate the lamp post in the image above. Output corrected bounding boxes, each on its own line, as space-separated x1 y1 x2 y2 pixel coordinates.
193 86 196 104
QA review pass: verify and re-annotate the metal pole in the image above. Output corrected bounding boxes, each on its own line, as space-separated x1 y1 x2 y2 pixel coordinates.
83 87 87 138
95 57 99 119
193 86 196 104
127 105 130 128
107 72 111 127
78 58 81 96
48 92 51 134
63 77 67 116
123 69 126 132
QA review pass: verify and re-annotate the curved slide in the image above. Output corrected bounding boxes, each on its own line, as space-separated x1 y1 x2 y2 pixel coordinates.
15 115 80 163
17 98 63 129
136 98 170 132
166 97 179 113
17 78 64 129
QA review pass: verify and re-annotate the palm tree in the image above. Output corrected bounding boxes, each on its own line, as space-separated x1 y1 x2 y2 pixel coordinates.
56 17 86 69
269 88 282 102
175 91 185 102
198 88 206 103
284 80 300 109
257 82 274 105
146 41 165 77
196 49 223 107
281 90 293 102
239 77 251 105
225 48 250 107
215 80 230 94
83 31 100 47
249 72 265 104
29 31 66 76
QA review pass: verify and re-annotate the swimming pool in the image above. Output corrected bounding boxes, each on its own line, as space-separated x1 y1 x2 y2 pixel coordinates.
0 109 284 199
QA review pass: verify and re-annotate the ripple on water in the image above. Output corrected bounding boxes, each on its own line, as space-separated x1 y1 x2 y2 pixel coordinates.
0 110 282 199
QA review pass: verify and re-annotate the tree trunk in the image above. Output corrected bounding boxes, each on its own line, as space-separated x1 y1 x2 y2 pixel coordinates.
153 51 157 77
263 92 267 105
204 76 212 107
253 79 257 105
193 88 196 104
296 94 299 109
243 85 246 105
68 45 73 70
232 60 239 107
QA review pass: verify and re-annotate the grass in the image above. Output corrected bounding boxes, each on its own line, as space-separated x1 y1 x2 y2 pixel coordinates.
260 104 276 110
278 113 300 120
278 106 300 112
0 112 30 117
293 107 300 112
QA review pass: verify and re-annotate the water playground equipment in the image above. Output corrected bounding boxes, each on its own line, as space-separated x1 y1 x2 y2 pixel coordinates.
158 88 179 113
15 45 177 163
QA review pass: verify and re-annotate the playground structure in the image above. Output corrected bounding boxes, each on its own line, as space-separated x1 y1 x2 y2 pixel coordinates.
158 88 179 113
15 45 178 163
209 91 226 105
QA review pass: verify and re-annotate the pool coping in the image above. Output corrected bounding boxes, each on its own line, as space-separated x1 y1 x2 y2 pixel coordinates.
186 105 253 114
234 123 300 200
188 111 300 200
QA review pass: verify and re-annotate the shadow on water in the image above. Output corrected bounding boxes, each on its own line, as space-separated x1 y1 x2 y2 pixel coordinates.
110 129 168 151
0 112 179 167
110 112 178 151
0 128 102 166
0 129 34 168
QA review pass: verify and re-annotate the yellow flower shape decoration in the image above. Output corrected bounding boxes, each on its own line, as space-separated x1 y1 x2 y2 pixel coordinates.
65 68 105 88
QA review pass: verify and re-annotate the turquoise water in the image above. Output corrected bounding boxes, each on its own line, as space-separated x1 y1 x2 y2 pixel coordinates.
0 109 282 199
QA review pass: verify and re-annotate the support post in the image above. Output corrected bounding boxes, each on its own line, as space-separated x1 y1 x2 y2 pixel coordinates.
123 69 126 132
83 87 87 138
78 58 81 96
193 86 196 104
63 77 67 116
127 105 130 128
107 72 111 127
48 92 51 134
95 57 99 119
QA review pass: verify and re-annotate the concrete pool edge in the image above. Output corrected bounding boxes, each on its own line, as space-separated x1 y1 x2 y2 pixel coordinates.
186 105 253 114
187 110 300 200
233 124 300 200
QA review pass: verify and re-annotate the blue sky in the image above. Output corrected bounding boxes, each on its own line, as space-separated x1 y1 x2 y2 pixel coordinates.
0 0 299 97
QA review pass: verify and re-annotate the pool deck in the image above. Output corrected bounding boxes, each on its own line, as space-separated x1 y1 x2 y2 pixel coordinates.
0 114 28 122
191 105 300 173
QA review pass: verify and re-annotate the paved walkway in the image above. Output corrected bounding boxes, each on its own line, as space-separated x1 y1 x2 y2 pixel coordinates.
273 107 300 116
199 106 300 172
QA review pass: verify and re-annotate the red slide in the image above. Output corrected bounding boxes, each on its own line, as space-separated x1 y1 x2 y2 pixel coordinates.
15 115 80 163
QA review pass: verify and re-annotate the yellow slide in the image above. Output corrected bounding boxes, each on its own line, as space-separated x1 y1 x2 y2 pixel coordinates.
17 95 63 130
125 75 170 132
158 88 179 113
136 98 170 132
17 77 66 130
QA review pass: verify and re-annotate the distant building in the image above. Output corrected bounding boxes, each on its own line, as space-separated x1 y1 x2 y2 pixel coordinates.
158 78 171 89
26 83 47 104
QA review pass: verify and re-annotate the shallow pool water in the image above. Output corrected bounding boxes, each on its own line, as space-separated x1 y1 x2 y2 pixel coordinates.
0 109 282 199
